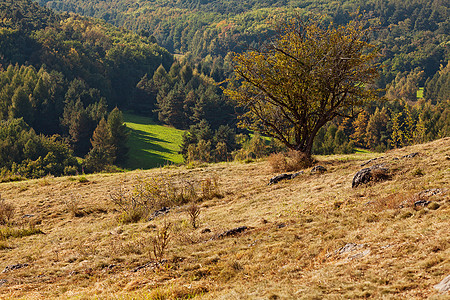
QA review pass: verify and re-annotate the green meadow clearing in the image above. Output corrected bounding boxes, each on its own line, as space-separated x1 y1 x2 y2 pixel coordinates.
123 113 185 170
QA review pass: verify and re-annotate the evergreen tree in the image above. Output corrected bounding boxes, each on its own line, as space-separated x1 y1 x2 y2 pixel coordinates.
84 118 115 172
107 107 129 164
9 86 33 125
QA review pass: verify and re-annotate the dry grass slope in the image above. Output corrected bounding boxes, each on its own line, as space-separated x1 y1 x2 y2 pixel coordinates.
0 138 449 299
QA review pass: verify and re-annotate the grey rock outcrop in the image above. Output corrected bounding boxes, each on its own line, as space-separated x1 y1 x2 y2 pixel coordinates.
352 164 389 188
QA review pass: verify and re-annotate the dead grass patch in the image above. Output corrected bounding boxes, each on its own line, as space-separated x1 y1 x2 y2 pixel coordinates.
0 138 448 299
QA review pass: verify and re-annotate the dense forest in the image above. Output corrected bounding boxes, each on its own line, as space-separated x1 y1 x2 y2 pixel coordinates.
0 0 448 179
36 0 449 87
0 0 174 178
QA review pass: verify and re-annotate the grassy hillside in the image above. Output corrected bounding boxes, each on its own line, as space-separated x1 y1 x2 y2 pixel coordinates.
0 138 449 299
123 113 185 170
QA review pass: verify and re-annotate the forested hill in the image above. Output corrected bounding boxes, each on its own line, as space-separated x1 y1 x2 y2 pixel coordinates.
0 0 176 178
0 0 173 109
36 0 449 90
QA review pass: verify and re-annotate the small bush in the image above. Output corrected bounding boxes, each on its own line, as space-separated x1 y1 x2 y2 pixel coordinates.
0 196 15 225
110 175 221 224
186 204 201 229
268 150 312 173
285 150 313 171
412 168 424 176
78 176 89 183
200 176 222 200
268 153 288 173
151 220 171 262
64 194 84 217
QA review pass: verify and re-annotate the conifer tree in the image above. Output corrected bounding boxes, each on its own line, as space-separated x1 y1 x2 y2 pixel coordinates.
84 118 116 172
9 86 33 125
107 107 129 164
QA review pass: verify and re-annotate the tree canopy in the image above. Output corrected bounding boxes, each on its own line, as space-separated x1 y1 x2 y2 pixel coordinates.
225 16 380 157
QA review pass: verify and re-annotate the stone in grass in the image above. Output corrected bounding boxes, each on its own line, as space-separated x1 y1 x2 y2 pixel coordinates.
148 206 170 221
434 275 450 293
310 165 327 174
402 152 419 159
352 165 389 188
268 171 304 185
2 263 29 273
217 226 248 239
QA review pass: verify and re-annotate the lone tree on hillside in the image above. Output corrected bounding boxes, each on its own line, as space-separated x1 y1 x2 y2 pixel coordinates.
224 16 380 160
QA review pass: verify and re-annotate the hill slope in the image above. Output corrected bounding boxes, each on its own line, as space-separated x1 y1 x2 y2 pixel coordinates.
0 138 449 299
123 113 185 170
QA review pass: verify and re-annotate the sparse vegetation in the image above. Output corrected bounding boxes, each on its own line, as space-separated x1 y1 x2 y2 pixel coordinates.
186 204 201 229
64 194 83 217
0 196 15 225
0 138 448 299
151 220 172 262
110 174 222 224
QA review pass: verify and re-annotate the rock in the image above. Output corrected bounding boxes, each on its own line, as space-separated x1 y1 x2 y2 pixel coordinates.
418 188 445 198
148 207 170 221
311 165 327 174
414 200 431 207
217 226 248 239
352 165 389 188
268 174 291 185
402 152 419 158
290 171 304 179
434 275 450 293
0 279 7 286
2 263 29 273
268 171 303 185
360 157 384 167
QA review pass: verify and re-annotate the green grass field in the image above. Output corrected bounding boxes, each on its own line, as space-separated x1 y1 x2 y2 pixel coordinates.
123 113 185 170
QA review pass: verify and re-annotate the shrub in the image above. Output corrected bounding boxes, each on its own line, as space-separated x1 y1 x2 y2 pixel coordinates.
64 194 84 217
285 150 313 171
151 220 171 262
200 176 222 200
110 175 221 224
186 204 201 229
268 153 288 173
268 150 312 173
0 196 15 225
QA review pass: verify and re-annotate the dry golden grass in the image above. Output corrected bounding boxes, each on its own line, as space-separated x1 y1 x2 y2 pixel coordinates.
0 138 449 299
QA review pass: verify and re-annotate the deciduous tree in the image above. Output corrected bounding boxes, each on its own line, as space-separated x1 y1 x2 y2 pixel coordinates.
225 16 380 159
